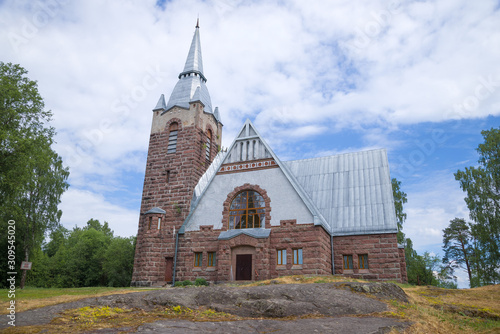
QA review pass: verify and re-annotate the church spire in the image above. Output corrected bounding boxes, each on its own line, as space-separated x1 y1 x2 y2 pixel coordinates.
164 22 217 117
179 19 205 81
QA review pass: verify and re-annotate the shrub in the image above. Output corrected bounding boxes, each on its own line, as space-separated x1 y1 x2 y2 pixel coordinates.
182 280 193 286
174 281 183 287
195 278 208 286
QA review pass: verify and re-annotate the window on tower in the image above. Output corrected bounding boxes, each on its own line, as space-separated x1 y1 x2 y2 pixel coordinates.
205 129 212 161
168 122 178 154
229 190 265 229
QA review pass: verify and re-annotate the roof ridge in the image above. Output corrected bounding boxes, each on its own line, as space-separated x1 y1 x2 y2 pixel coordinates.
284 148 387 163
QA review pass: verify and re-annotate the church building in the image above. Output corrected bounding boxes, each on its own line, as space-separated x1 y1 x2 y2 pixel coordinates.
131 22 407 286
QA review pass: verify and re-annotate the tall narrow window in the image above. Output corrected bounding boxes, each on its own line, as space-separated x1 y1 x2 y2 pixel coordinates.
229 190 265 229
205 130 212 161
157 217 161 230
343 255 353 270
277 249 286 265
148 217 152 230
359 254 369 269
167 123 178 154
194 252 202 267
208 252 216 267
293 248 303 265
166 170 170 183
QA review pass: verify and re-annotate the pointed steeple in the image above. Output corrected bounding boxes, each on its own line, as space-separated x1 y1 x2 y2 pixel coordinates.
164 21 215 115
153 94 166 112
179 21 205 80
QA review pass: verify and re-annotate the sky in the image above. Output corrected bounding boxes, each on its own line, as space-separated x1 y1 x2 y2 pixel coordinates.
1 0 499 288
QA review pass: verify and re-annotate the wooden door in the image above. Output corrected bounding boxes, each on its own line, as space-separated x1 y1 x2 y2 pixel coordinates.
165 257 173 282
236 254 252 280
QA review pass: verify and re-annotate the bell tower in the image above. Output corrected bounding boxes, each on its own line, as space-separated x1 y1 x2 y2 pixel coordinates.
131 22 222 287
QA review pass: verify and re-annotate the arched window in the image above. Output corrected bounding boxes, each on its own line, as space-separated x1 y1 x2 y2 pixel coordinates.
205 129 212 161
229 190 265 229
167 122 178 154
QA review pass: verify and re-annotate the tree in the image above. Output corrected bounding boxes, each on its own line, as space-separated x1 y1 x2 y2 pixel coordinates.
442 218 474 287
103 236 136 287
392 178 408 244
455 127 500 285
0 62 69 288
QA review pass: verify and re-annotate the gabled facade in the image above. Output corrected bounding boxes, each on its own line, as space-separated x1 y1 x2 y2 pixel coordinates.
131 24 407 287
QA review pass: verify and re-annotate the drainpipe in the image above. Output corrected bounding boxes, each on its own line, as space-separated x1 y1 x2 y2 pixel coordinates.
172 232 180 287
330 234 335 275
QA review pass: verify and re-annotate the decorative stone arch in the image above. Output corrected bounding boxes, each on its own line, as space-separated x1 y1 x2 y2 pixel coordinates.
221 183 272 231
165 118 182 154
165 117 183 132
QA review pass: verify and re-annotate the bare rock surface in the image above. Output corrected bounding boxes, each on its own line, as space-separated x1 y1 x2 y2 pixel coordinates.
135 317 409 334
1 282 410 333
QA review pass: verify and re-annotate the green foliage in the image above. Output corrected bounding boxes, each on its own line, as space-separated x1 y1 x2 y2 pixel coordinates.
0 62 69 287
26 219 136 288
103 237 136 287
194 278 208 286
404 239 456 288
455 127 500 286
182 280 193 286
174 281 184 287
392 178 408 244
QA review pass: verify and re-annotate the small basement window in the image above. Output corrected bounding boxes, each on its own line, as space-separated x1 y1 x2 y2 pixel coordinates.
293 248 303 265
343 255 353 270
194 252 202 267
277 249 286 265
359 254 369 269
208 252 216 267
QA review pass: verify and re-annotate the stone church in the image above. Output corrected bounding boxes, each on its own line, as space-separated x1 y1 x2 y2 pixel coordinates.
131 23 407 286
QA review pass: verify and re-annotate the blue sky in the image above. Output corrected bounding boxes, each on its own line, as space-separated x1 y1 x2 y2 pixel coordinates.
1 0 499 287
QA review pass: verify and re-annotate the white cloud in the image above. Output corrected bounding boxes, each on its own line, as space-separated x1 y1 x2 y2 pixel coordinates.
403 170 469 252
59 188 139 237
0 0 497 245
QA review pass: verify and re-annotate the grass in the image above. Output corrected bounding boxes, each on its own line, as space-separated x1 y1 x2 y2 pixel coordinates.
234 274 369 287
1 277 500 333
0 286 155 314
385 284 500 333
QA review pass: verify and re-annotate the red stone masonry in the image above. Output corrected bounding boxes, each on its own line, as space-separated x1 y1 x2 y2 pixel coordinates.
131 103 222 287
333 233 404 282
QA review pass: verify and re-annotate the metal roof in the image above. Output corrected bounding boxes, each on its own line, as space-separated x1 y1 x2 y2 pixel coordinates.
284 149 398 235
182 121 397 237
190 150 227 211
164 25 215 115
144 207 166 214
218 228 271 240
153 94 167 111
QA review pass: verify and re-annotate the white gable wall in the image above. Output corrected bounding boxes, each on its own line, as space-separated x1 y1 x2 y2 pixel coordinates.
183 167 314 232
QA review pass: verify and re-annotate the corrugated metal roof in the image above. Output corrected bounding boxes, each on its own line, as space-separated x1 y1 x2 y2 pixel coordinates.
183 121 397 237
284 149 397 235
